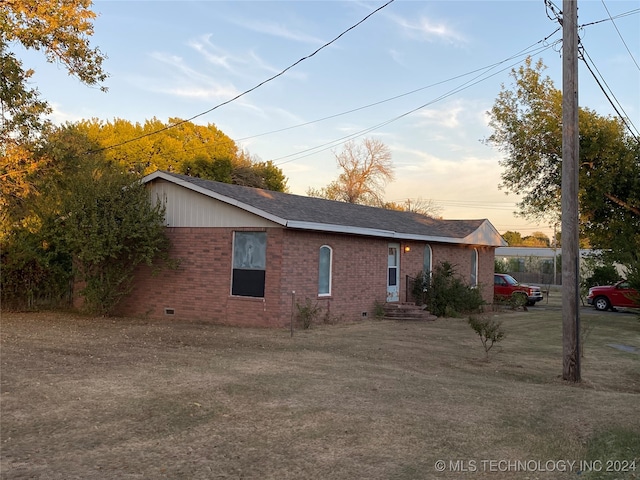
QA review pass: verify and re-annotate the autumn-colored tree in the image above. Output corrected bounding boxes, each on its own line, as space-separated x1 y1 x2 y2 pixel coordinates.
71 118 288 191
501 231 523 246
1 0 108 88
1 0 108 233
307 138 394 206
1 126 172 313
522 231 550 247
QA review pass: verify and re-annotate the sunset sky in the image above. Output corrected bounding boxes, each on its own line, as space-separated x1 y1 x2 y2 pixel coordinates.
18 0 640 238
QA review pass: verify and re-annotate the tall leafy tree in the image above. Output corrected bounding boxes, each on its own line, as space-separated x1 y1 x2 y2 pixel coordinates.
486 57 639 271
1 0 108 232
307 138 394 206
73 118 289 191
501 231 523 246
1 126 173 314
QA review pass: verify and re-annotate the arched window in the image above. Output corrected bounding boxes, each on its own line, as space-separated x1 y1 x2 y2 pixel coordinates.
423 245 432 278
470 248 479 287
318 245 332 296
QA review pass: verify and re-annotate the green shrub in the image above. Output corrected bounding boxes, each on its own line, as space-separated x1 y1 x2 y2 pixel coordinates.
424 262 485 317
373 300 386 319
410 271 428 305
494 258 509 274
493 291 528 311
582 264 620 288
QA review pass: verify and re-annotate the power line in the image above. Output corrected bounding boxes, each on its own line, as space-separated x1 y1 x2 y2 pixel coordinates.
87 0 395 154
544 4 639 140
389 198 518 211
236 31 561 143
176 30 560 158
579 45 640 141
578 8 640 28
600 0 640 70
271 37 561 166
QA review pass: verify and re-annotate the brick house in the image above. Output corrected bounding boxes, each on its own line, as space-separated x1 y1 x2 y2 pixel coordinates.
115 171 506 327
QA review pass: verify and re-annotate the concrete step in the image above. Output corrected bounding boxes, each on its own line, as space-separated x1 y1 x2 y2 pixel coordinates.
382 302 437 321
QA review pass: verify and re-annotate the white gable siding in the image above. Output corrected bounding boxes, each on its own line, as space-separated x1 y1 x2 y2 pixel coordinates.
149 179 278 228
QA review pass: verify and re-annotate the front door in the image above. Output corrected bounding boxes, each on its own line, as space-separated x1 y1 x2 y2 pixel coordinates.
387 243 400 302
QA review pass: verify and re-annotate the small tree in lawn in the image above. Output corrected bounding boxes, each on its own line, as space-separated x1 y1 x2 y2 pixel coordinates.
468 315 505 360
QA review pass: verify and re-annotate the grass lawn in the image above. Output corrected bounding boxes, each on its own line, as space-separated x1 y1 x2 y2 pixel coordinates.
1 298 639 479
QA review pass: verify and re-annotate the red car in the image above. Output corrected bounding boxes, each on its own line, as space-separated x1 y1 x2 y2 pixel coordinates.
494 273 543 306
587 281 640 311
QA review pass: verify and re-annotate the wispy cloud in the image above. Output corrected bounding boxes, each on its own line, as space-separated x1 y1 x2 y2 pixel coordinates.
388 48 406 67
247 50 307 81
187 34 241 73
49 103 84 124
389 13 466 45
185 34 308 82
232 18 324 45
415 103 464 129
144 52 241 101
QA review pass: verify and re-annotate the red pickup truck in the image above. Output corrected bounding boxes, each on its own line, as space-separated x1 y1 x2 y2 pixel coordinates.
494 273 544 306
587 281 640 311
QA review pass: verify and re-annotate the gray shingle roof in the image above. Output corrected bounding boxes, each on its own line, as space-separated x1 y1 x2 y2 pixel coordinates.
144 171 505 246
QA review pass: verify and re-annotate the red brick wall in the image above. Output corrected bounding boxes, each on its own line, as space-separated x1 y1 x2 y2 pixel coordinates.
115 227 286 327
276 233 495 324
278 231 390 324
116 227 496 326
396 241 495 305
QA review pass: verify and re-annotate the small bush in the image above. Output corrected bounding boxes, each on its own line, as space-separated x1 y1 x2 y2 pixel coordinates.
493 292 528 311
373 300 386 319
296 298 322 329
424 262 485 317
468 315 505 359
410 271 428 305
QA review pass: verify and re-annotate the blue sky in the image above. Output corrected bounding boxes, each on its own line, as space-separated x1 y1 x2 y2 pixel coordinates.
20 0 640 237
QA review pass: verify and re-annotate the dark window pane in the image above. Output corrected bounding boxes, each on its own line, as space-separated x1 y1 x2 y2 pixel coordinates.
232 269 265 297
388 267 397 286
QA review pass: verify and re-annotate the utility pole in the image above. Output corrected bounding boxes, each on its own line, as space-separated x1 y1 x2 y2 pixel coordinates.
561 0 581 382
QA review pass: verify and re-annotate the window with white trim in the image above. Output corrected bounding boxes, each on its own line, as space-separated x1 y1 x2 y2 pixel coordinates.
318 245 332 296
231 231 266 297
423 245 432 277
470 248 479 287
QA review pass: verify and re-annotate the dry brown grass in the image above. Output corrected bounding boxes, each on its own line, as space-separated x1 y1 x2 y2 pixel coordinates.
1 300 638 479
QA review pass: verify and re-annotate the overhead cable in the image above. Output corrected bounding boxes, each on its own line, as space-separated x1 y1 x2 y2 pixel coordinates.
580 45 640 141
87 0 395 154
272 36 561 166
176 28 560 158
599 0 639 70
236 32 560 142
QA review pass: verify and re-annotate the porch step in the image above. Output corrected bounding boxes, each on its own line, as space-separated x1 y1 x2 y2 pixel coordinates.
382 302 437 322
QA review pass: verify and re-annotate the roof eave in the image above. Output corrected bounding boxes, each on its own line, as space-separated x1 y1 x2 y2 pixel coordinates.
459 220 507 247
287 221 503 246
